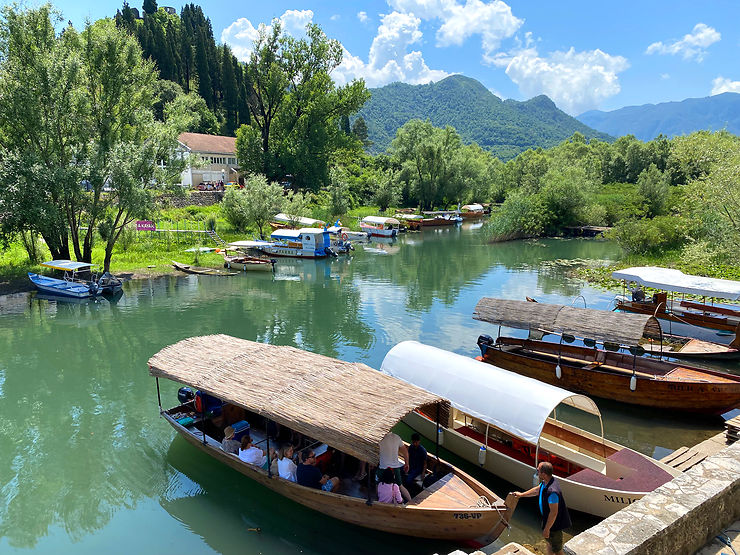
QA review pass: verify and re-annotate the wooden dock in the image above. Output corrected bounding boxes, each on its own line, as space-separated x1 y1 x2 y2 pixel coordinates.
659 427 734 472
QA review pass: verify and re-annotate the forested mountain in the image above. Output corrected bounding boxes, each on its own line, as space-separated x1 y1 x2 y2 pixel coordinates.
578 93 740 141
356 75 611 159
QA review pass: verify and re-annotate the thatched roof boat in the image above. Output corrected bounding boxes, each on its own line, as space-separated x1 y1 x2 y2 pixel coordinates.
148 335 516 543
473 298 740 414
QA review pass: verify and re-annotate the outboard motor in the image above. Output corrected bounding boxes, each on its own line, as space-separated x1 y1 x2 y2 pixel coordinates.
477 334 495 356
178 387 195 404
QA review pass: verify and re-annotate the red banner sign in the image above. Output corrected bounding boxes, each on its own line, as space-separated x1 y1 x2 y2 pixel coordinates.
136 220 156 231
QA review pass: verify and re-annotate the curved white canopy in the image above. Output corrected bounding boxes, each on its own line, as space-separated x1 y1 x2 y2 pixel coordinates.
273 213 325 226
461 204 483 212
362 216 400 226
613 266 740 300
380 341 601 446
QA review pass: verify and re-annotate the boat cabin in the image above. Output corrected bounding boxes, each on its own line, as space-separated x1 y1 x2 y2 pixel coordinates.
270 228 331 250
360 216 400 237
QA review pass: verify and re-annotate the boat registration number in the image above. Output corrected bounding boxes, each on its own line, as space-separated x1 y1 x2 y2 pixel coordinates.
453 513 482 519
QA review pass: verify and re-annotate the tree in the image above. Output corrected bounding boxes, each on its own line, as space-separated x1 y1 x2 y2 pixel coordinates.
222 174 284 238
351 116 371 147
637 164 670 218
340 114 350 135
373 171 400 212
164 91 219 134
142 0 158 15
283 191 312 227
235 124 263 176
221 45 239 135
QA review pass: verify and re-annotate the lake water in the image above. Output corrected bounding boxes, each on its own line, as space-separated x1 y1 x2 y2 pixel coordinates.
0 224 728 554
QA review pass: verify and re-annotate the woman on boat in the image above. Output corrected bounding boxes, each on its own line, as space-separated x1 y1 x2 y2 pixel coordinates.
377 468 404 504
238 436 267 467
221 426 241 455
277 444 298 482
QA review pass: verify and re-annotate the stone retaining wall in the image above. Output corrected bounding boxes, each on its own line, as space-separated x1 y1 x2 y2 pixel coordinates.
564 440 740 554
158 191 224 208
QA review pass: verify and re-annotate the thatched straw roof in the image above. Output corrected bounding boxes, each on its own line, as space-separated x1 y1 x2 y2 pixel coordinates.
148 335 446 464
473 298 662 345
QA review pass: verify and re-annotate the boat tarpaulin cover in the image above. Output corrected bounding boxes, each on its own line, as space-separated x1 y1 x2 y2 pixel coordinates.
362 216 400 226
612 267 740 300
40 260 95 272
273 213 325 226
380 341 601 446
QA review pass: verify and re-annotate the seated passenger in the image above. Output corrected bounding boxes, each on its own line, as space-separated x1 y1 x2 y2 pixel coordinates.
377 432 412 502
238 436 267 468
405 433 427 487
296 449 340 492
221 426 241 455
277 444 297 482
377 468 404 504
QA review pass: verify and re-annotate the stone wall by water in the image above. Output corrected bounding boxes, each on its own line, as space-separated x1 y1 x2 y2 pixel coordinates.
158 191 224 208
564 441 740 554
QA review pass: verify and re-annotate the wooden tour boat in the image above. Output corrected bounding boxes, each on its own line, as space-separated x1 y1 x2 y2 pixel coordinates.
459 204 486 220
172 260 238 276
219 246 276 272
473 298 740 415
613 266 740 334
420 211 462 226
148 335 517 544
394 213 424 231
381 341 680 518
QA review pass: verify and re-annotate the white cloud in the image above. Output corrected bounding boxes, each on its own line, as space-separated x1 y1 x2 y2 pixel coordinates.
711 76 740 95
357 11 368 22
333 11 450 88
645 23 720 62
388 0 522 59
221 10 314 61
496 44 629 115
660 73 670 80
330 14 340 21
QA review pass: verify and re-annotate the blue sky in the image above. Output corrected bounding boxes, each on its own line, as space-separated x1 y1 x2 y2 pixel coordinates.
26 0 740 115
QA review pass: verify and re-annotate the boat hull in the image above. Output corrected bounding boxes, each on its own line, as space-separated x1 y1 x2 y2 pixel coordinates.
165 414 514 542
480 338 740 415
617 300 740 333
404 411 668 518
259 246 327 258
224 257 274 272
28 272 98 298
359 225 397 238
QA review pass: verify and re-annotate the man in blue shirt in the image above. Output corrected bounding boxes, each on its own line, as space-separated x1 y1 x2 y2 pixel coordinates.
512 462 571 555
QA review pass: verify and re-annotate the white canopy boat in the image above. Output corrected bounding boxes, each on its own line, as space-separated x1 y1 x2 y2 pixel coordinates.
29 260 123 298
264 228 334 258
271 213 326 229
359 216 400 238
613 266 740 335
380 341 680 518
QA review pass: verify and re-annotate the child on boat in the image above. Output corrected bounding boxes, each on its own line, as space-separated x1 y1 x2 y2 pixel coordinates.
377 468 404 504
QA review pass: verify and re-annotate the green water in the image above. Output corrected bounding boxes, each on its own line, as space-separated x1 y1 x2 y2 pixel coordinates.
0 225 726 554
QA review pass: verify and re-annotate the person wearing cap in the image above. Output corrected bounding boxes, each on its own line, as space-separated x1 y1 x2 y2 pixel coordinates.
221 426 241 455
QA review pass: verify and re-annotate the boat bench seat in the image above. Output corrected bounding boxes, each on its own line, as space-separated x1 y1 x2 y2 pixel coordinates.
568 448 675 492
539 436 606 474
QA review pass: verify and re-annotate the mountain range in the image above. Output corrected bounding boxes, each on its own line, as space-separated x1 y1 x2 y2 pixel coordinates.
356 75 612 159
577 93 740 141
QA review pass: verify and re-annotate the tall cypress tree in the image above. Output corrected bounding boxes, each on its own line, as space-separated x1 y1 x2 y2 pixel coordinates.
222 45 238 135
340 115 350 135
195 30 212 108
142 0 158 15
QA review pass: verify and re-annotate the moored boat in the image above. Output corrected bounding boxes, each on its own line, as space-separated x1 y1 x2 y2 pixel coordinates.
420 212 462 226
28 259 123 298
172 260 238 276
612 266 740 334
394 214 424 231
459 204 486 219
473 297 740 415
264 228 334 258
380 341 680 518
28 271 100 298
359 216 400 238
148 335 517 544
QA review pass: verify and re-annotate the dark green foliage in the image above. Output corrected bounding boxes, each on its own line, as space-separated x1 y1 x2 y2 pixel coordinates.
142 0 157 15
358 75 611 159
340 115 351 135
609 216 691 255
351 116 370 147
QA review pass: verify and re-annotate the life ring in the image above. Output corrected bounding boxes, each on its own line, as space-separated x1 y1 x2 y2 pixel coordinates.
341 233 349 241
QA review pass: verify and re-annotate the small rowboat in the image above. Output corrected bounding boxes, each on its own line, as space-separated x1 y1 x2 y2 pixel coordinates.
148 335 517 544
171 261 237 276
473 298 740 415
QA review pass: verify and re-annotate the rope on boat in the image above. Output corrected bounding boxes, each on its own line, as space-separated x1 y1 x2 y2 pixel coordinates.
472 495 512 531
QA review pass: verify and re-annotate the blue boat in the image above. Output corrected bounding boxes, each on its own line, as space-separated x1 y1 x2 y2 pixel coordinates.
28 272 100 298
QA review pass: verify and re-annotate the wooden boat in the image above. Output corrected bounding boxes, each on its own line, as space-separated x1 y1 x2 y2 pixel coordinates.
473 298 740 415
381 341 680 518
459 204 486 220
148 335 517 544
420 211 461 226
172 261 238 276
359 216 400 238
613 267 740 334
220 245 275 272
525 296 740 361
394 214 423 231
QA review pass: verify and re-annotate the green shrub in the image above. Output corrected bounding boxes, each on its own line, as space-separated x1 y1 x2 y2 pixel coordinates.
486 190 546 241
609 216 690 255
205 213 217 232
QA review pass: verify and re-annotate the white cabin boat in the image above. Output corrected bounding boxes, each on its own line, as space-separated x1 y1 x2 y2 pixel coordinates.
360 216 400 238
380 341 680 518
325 226 369 242
264 228 333 258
